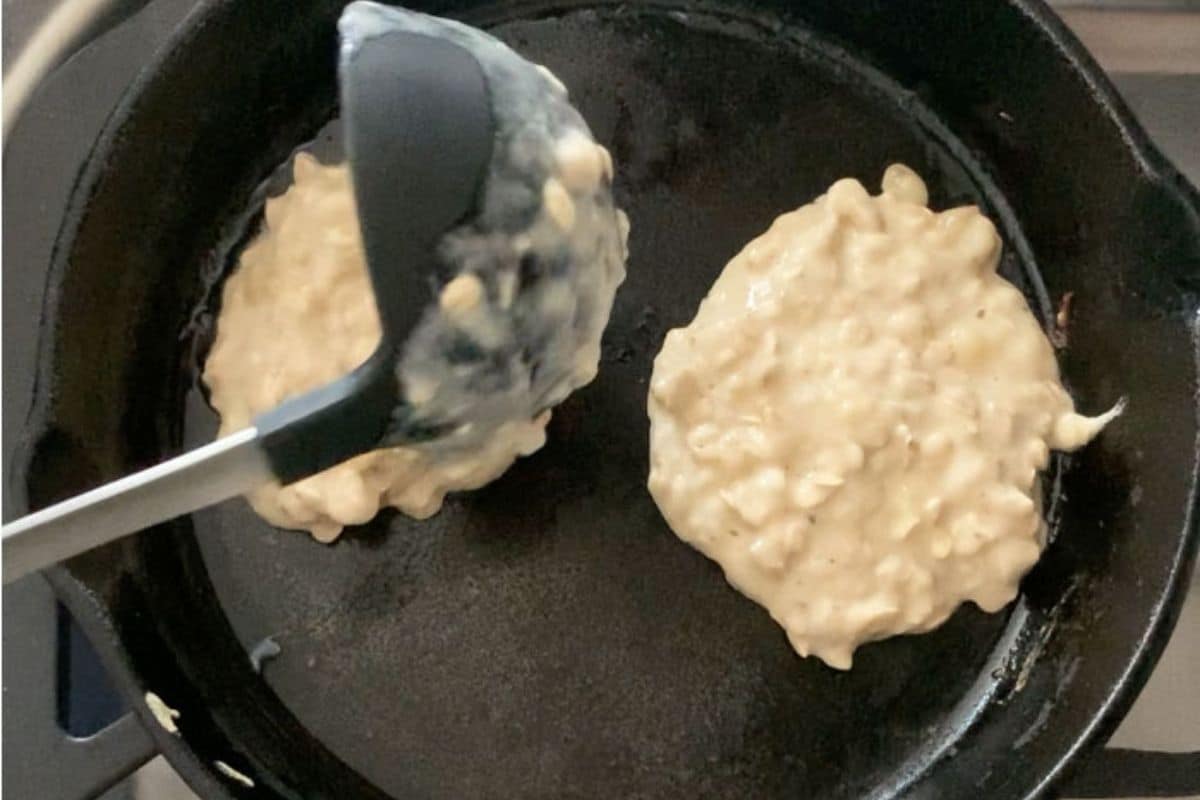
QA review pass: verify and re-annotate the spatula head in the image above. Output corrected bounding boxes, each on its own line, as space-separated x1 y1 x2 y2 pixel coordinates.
339 27 496 351
334 3 628 454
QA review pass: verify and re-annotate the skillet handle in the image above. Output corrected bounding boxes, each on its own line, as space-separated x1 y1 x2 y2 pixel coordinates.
2 574 157 800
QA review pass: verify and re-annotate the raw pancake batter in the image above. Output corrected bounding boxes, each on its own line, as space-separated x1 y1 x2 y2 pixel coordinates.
204 9 627 541
205 156 551 541
647 165 1120 669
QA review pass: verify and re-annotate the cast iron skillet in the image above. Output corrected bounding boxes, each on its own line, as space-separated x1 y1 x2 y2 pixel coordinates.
15 0 1200 797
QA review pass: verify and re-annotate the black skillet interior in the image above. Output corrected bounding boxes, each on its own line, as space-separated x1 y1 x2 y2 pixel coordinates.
24 0 1200 798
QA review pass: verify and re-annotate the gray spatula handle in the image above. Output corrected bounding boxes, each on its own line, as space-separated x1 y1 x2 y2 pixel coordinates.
1 428 272 584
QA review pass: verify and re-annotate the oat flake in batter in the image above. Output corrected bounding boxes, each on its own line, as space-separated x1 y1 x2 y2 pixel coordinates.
647 165 1121 669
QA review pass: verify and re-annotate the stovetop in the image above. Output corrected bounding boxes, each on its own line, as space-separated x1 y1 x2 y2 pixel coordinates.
3 3 1197 799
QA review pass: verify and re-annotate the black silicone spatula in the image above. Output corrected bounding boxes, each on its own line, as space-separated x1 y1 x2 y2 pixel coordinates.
1 27 496 582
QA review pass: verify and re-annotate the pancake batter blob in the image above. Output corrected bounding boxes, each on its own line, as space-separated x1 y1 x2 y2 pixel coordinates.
647 165 1120 669
204 12 627 540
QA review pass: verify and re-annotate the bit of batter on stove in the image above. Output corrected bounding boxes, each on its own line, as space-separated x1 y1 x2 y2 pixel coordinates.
647 165 1121 669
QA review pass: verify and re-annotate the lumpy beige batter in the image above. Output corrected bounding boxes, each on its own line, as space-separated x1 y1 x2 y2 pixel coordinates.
647 165 1120 669
205 154 552 541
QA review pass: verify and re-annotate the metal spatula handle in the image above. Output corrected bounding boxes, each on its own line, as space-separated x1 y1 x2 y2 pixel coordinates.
1 428 270 583
1 345 400 585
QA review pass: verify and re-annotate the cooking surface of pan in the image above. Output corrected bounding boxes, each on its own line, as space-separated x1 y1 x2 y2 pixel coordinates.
186 7 1052 797
22 0 1200 798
